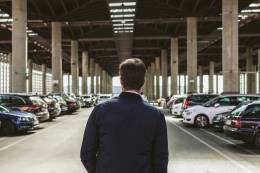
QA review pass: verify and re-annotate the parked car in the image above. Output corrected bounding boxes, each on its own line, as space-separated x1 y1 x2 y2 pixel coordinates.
0 94 50 122
212 111 231 130
81 95 93 107
182 95 260 128
224 101 260 148
76 96 86 108
97 94 113 105
49 93 80 113
0 105 39 135
52 95 68 114
170 97 186 117
40 96 61 120
182 94 219 110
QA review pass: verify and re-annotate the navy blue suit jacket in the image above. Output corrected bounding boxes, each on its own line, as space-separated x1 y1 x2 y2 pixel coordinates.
80 92 168 173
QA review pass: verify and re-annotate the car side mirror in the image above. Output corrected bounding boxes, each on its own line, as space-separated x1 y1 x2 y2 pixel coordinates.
214 103 220 108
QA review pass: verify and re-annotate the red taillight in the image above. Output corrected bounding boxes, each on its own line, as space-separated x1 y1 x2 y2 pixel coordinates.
234 117 242 129
183 100 190 109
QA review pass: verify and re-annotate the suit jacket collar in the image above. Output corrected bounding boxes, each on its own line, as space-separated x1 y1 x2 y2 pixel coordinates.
119 92 143 101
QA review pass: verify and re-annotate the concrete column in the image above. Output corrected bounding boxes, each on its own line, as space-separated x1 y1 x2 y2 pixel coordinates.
100 68 103 94
222 0 239 93
184 75 187 94
151 62 155 100
216 74 219 94
52 22 63 93
28 59 33 93
12 0 27 93
90 58 95 94
171 38 178 95
71 40 79 95
178 75 181 94
95 64 99 94
187 17 197 94
209 61 215 93
198 66 203 93
146 66 151 100
258 49 260 93
67 73 70 94
246 48 256 94
42 64 47 95
82 51 89 95
155 57 160 99
161 49 168 98
8 53 12 92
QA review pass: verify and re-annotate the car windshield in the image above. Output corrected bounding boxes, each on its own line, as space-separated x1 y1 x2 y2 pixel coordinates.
100 96 110 99
30 96 44 105
190 95 217 104
0 106 10 113
203 97 219 107
230 103 248 117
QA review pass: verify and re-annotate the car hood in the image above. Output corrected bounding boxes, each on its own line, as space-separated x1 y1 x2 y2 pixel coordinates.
186 105 204 111
1 111 35 118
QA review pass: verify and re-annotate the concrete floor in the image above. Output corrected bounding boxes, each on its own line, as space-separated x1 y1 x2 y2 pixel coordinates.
0 108 260 173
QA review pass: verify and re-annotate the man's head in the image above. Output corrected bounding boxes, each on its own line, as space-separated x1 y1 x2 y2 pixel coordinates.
119 58 146 91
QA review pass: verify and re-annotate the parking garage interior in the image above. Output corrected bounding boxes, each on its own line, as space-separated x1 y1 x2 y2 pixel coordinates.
1 0 260 173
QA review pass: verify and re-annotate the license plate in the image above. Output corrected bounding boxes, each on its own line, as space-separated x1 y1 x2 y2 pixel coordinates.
226 120 231 125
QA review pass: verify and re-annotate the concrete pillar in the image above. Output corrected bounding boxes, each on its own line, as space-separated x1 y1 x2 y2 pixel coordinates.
198 66 203 93
171 38 178 95
82 51 89 95
258 49 260 93
209 61 215 93
67 73 70 94
222 0 239 93
71 40 79 95
90 58 95 94
216 74 219 94
184 75 187 94
52 22 63 93
95 64 99 94
8 53 12 92
178 75 181 94
28 59 33 93
12 0 27 93
151 62 155 100
42 64 47 95
155 57 160 99
246 48 256 94
187 17 197 94
161 49 168 98
147 66 151 100
100 68 103 94
102 70 106 94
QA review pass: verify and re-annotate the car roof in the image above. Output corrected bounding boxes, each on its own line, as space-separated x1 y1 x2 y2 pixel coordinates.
219 94 260 97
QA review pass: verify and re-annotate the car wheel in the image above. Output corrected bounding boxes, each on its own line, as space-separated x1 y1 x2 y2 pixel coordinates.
255 132 260 149
195 115 209 128
2 121 16 136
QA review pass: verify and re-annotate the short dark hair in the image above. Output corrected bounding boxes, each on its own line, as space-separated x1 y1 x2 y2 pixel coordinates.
119 58 146 90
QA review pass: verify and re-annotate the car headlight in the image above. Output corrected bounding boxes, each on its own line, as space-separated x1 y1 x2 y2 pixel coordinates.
214 112 229 121
18 117 30 122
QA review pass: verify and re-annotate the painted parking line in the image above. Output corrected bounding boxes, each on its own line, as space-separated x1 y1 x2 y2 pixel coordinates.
200 129 260 157
167 118 254 173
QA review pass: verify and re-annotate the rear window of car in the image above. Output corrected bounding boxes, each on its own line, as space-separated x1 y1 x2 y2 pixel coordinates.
175 98 185 104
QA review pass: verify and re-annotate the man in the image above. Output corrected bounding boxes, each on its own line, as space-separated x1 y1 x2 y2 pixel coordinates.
80 58 168 173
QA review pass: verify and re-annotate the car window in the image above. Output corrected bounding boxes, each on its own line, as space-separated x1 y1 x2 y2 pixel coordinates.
11 96 26 105
0 96 12 105
191 95 216 103
175 98 184 104
243 105 260 118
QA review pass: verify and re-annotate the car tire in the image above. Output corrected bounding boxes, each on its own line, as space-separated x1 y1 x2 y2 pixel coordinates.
255 132 260 149
2 121 16 136
195 115 209 128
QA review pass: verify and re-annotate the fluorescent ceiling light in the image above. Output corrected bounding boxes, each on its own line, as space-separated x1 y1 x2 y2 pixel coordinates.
109 3 123 7
123 2 136 6
112 19 134 22
110 8 135 13
109 2 136 7
111 14 135 18
217 27 223 30
0 18 12 22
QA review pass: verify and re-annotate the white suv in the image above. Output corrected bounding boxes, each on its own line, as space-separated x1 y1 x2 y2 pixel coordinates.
182 95 260 128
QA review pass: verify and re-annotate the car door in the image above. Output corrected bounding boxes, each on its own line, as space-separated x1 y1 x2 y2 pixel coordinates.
240 104 260 136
